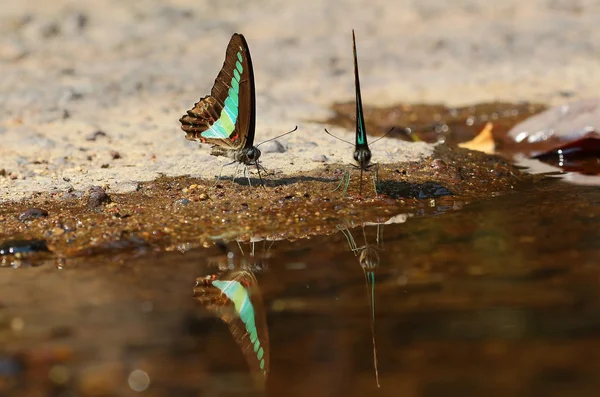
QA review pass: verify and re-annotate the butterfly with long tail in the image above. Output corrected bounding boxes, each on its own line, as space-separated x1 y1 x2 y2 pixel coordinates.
179 33 296 186
194 269 270 387
325 30 394 196
338 223 383 387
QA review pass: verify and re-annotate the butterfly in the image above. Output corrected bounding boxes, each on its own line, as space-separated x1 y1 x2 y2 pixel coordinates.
325 30 394 196
179 33 295 186
338 222 383 387
194 269 270 386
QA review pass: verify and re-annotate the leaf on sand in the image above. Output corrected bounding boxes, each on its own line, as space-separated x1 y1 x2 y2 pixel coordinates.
458 122 495 154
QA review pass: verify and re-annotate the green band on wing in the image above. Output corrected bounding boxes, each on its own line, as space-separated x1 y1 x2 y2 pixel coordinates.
357 106 366 145
357 125 366 145
201 51 243 139
213 279 264 372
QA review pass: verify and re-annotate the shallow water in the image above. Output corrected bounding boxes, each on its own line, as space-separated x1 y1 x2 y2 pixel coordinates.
1 178 599 397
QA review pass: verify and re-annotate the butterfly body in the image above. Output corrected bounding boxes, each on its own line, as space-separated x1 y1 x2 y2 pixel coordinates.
180 33 261 167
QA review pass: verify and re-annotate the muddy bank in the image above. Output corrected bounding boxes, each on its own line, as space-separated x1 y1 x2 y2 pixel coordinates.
0 145 541 265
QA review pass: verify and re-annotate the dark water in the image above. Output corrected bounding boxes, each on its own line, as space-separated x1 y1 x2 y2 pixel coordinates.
1 178 599 397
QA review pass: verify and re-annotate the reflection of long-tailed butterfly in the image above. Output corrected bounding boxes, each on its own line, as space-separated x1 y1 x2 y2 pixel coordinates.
179 33 296 185
325 30 394 196
339 223 383 387
193 269 269 385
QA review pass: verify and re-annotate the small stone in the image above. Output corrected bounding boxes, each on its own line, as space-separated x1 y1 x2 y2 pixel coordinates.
260 140 286 154
110 151 121 160
86 186 110 208
51 227 65 236
85 130 107 141
0 169 6 177
61 191 82 201
430 159 447 170
198 193 208 201
0 38 27 61
312 154 328 162
174 198 190 207
18 208 48 221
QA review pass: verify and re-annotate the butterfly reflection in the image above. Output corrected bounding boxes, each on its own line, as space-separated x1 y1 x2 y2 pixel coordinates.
193 239 273 388
338 222 383 387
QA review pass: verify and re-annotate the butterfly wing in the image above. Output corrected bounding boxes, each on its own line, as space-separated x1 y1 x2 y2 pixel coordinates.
352 30 368 149
193 270 269 382
180 33 256 152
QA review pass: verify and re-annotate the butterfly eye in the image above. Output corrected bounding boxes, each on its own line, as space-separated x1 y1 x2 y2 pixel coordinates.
248 148 261 161
354 149 371 165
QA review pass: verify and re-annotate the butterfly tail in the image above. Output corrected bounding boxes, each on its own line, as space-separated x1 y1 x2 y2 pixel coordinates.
364 270 380 387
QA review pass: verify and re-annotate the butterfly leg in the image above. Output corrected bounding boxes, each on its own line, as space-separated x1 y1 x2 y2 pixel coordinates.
333 168 351 194
255 162 267 189
337 225 359 255
214 160 237 187
371 163 380 197
257 162 269 175
342 169 351 195
242 165 254 187
232 162 242 186
236 240 245 256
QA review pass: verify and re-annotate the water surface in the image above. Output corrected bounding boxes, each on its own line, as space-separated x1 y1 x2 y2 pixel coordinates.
1 179 599 397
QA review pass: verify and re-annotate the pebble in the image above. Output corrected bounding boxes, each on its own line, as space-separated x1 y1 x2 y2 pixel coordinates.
260 140 286 154
51 227 65 236
0 38 27 61
0 239 49 256
430 158 448 171
174 198 190 207
18 208 48 221
84 130 107 141
312 154 328 162
86 186 110 208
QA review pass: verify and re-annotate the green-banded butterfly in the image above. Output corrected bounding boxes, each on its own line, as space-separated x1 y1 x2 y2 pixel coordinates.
180 33 264 184
325 30 394 196
193 269 269 386
180 33 296 186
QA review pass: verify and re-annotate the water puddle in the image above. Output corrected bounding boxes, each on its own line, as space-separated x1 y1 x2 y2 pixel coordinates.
1 179 599 396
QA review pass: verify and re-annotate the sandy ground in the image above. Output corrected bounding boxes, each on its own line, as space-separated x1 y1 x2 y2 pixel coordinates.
2 0 600 202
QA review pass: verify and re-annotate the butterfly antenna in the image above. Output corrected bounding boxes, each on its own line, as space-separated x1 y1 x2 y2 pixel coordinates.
324 128 354 147
256 126 298 148
370 126 396 146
